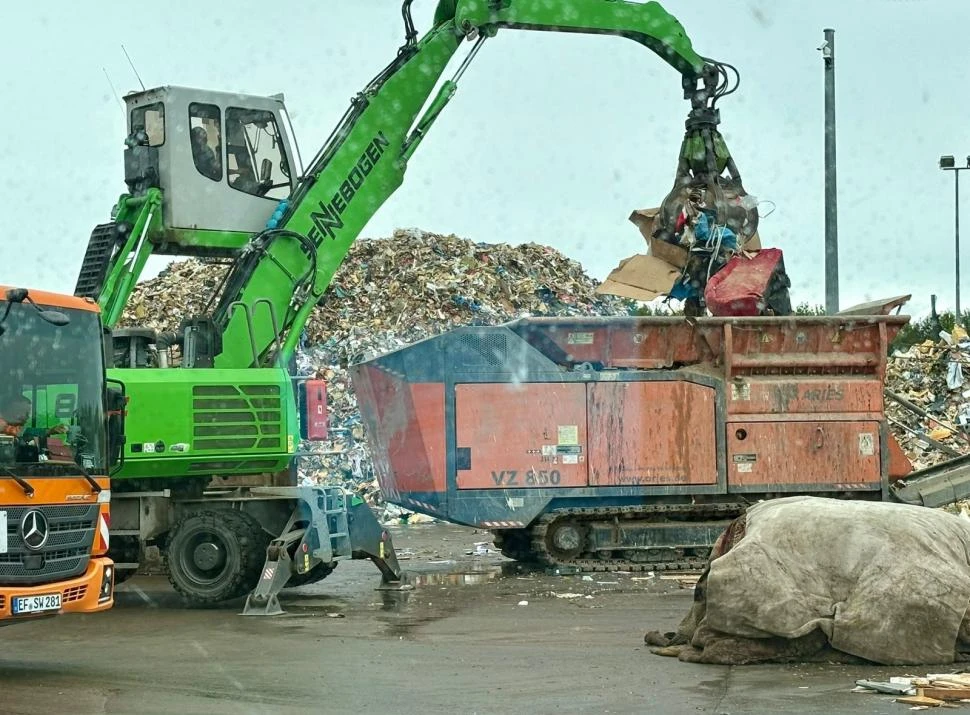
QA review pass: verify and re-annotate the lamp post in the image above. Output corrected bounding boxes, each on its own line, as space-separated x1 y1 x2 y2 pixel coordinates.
940 154 970 321
821 29 839 314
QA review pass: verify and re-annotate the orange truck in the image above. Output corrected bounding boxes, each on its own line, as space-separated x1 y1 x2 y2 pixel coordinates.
0 286 120 624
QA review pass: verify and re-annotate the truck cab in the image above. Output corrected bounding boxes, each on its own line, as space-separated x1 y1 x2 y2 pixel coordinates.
0 287 119 623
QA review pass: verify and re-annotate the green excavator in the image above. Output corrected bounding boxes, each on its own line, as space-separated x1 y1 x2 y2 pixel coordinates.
74 0 756 611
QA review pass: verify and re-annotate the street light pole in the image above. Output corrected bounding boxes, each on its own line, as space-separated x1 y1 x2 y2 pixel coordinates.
940 154 968 322
821 29 839 314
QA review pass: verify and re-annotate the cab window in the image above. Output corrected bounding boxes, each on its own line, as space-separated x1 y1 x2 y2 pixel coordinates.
130 102 165 146
225 107 290 199
189 102 222 182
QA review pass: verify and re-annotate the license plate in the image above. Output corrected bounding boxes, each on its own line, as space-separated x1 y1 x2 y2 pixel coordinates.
12 593 62 615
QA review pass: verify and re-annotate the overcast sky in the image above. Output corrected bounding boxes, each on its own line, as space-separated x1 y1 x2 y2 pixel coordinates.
1 0 967 319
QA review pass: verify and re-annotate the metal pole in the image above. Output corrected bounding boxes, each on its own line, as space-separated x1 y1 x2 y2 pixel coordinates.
823 28 839 314
957 170 962 321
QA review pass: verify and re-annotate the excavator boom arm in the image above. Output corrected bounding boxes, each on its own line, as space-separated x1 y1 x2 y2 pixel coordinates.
451 0 705 78
210 0 723 369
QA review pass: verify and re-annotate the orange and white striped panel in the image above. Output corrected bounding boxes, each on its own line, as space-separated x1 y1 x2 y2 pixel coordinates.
95 508 110 553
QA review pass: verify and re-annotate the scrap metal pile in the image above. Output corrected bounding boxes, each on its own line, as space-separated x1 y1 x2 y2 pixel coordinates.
120 228 632 520
886 325 970 472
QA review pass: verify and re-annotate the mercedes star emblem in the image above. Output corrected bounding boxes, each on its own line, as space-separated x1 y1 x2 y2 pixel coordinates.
20 510 49 551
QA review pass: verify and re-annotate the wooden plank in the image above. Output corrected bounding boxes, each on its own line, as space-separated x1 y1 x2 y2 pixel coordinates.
897 694 945 706
922 688 970 700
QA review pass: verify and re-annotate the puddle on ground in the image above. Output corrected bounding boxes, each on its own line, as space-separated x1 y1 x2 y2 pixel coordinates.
407 566 503 588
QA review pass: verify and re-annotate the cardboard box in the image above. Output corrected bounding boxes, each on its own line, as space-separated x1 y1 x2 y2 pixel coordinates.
596 253 682 302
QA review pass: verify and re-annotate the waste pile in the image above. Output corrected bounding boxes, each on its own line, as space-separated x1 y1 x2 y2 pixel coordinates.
886 325 970 472
120 228 633 522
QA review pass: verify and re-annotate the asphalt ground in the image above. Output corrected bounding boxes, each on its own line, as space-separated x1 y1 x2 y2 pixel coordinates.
0 523 931 715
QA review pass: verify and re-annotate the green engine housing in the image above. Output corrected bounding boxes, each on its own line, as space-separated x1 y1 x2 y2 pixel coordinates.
109 366 297 481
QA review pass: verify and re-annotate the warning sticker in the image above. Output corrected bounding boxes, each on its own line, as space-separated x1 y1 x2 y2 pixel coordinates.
567 332 594 345
558 425 579 445
556 445 582 455
562 455 579 465
858 433 875 456
737 463 753 473
541 445 556 457
733 454 757 463
731 383 751 401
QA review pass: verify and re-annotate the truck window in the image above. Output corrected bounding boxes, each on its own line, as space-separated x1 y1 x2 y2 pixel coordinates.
225 107 290 200
130 102 165 147
188 102 222 182
0 304 106 473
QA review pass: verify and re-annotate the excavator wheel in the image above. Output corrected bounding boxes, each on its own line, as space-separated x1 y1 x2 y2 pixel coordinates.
165 509 270 606
107 535 141 585
540 518 588 561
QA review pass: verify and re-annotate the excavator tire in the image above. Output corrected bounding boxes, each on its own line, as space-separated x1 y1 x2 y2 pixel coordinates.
283 562 336 588
165 510 270 606
108 535 141 585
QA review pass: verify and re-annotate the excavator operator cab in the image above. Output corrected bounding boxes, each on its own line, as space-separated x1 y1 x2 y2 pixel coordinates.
122 85 300 243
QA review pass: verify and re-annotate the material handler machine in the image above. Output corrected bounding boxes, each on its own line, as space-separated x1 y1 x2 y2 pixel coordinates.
78 0 757 606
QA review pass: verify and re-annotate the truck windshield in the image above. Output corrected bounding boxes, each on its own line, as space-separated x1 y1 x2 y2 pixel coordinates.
0 301 106 476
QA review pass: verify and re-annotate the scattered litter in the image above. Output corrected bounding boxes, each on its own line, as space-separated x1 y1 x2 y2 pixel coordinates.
517 600 529 607
326 612 345 619
658 574 701 589
582 575 594 582
552 592 584 599
855 671 970 707
854 679 915 696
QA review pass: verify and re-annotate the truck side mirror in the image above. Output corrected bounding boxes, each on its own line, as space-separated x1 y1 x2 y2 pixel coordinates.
298 379 329 442
259 157 272 183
